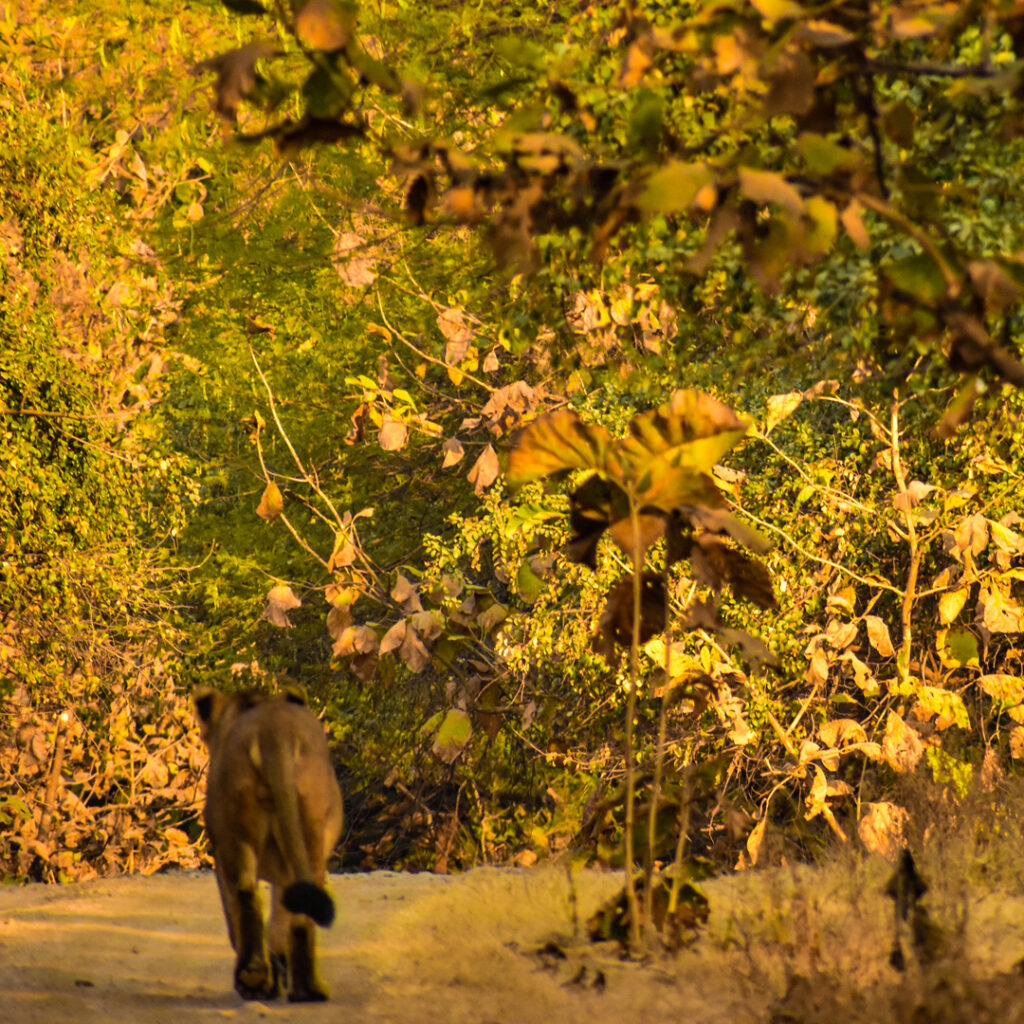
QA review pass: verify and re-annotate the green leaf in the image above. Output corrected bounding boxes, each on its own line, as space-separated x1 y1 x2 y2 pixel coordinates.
884 253 949 304
942 627 980 668
914 685 970 730
433 708 472 763
804 195 838 255
516 560 546 604
637 161 714 215
797 134 857 175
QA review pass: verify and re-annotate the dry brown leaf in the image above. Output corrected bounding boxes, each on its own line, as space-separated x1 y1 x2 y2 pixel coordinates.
264 584 302 628
858 802 908 860
468 444 500 495
379 417 408 451
882 712 923 773
379 618 407 655
442 437 465 468
864 615 895 657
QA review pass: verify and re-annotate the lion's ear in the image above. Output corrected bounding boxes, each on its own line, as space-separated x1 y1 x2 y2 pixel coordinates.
193 687 224 744
282 685 308 707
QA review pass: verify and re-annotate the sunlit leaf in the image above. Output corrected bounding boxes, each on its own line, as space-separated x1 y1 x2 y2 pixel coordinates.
940 627 980 668
516 560 546 604
442 437 465 468
804 195 837 255
913 685 969 730
938 587 970 625
294 0 356 51
738 167 803 218
264 583 301 628
256 481 284 520
840 200 871 249
797 19 856 46
506 410 611 490
379 618 407 655
637 161 714 215
882 712 923 773
379 417 408 451
391 573 423 613
864 615 895 657
468 443 500 495
432 708 472 763
1011 727 1024 759
399 622 431 672
819 719 868 747
745 816 767 868
858 802 908 860
748 0 803 21
764 392 802 433
977 674 1024 703
616 390 750 506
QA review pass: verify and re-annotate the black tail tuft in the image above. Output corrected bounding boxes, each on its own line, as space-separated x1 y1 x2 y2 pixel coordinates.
284 881 335 927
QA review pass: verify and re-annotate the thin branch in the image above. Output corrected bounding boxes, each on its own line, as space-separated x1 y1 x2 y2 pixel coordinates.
738 508 903 597
866 59 998 79
374 289 497 394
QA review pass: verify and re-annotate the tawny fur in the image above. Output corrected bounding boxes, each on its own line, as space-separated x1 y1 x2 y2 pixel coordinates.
194 688 344 1002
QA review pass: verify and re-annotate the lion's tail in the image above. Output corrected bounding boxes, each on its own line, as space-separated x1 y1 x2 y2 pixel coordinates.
283 880 335 926
260 732 336 930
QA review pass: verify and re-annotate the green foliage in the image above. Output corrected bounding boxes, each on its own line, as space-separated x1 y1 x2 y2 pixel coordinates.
9 0 1024 890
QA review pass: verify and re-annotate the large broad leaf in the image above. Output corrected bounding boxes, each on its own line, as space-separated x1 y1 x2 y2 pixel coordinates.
637 161 714 215
506 410 611 490
615 390 750 508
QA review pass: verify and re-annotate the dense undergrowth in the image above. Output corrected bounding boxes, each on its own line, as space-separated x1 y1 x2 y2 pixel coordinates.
3 0 1024 905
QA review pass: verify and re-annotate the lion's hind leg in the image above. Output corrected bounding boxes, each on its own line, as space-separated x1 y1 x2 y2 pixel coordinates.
217 845 280 1001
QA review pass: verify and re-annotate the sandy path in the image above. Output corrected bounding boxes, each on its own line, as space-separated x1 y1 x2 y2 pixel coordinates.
0 866 738 1024
6 860 1024 1023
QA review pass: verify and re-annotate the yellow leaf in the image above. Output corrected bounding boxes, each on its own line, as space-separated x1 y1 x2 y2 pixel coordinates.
738 167 804 218
256 481 284 521
938 587 969 625
840 199 871 249
294 0 355 51
765 392 802 433
864 615 895 657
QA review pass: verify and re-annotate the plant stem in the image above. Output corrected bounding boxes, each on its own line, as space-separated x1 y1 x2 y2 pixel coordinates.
623 500 643 952
890 396 919 683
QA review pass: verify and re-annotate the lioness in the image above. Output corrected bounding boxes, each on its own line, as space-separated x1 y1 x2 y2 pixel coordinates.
194 687 344 1002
